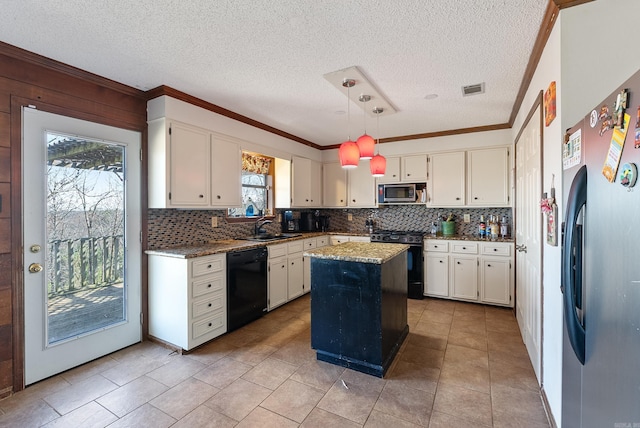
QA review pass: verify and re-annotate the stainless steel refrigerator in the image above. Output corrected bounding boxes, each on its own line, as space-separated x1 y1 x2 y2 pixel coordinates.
562 69 640 427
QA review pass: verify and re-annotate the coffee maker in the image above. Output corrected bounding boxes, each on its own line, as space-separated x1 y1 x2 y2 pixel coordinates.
300 212 318 232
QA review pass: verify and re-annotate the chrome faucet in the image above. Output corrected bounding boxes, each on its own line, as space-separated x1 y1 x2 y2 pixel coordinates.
254 217 272 236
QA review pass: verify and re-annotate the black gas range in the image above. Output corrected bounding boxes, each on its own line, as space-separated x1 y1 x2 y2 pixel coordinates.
370 230 425 299
370 230 425 246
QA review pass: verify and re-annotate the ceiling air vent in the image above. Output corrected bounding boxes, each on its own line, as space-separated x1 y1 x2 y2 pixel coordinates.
462 82 485 97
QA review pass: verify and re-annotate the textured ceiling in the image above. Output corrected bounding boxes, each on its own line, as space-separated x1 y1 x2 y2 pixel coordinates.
1 0 548 146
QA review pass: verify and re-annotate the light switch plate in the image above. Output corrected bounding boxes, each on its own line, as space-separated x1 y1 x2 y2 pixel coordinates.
211 216 218 228
348 213 353 221
463 214 470 223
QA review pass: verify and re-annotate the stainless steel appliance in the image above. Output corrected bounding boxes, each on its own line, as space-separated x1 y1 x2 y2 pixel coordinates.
227 247 268 332
370 230 424 299
377 183 416 203
561 69 640 426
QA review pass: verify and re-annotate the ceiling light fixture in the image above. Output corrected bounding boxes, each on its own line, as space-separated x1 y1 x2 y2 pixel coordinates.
370 107 386 177
338 78 360 169
356 94 375 159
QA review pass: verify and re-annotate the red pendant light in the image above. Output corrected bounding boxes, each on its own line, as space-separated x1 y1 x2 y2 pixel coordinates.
339 140 360 168
370 107 386 177
338 78 360 168
356 94 375 159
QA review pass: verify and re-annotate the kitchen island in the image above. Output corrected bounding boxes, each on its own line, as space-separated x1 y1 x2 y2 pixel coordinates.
304 242 409 377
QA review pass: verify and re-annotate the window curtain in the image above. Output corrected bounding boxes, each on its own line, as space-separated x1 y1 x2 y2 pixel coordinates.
242 152 271 174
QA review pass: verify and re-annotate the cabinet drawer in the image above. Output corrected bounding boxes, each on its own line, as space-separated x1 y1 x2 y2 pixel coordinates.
451 242 478 254
288 240 304 253
191 255 224 277
192 310 225 339
192 273 224 299
303 238 317 250
316 236 329 247
481 243 512 256
425 241 449 252
192 290 224 318
269 243 287 258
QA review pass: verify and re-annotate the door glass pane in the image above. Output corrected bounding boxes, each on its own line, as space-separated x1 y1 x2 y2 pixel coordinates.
46 133 126 344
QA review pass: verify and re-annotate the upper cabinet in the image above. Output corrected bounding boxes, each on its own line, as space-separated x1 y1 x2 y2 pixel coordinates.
322 161 347 207
210 134 242 207
148 118 241 209
322 161 375 208
347 160 377 208
377 154 427 184
427 151 466 207
291 156 322 207
377 157 401 183
467 147 510 207
402 154 428 182
427 147 510 208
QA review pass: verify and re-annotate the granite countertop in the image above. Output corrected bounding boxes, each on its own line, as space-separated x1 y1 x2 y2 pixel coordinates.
146 231 368 259
424 234 515 243
304 242 409 264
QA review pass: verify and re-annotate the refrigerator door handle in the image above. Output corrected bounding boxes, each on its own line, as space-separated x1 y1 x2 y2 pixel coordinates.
562 165 587 365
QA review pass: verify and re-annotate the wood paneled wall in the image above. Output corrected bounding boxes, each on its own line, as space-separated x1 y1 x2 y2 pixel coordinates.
0 42 147 396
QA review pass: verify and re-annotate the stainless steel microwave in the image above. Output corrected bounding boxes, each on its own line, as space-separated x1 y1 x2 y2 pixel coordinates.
377 183 416 203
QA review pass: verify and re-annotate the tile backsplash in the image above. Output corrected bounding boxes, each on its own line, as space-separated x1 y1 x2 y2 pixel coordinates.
147 205 513 250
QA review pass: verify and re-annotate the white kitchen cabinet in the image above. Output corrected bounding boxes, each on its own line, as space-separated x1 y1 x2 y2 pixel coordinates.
211 136 242 207
348 236 371 242
268 243 288 310
450 255 478 301
348 160 377 207
467 147 510 206
287 240 304 299
480 242 513 306
322 161 347 207
376 157 401 183
330 235 370 245
424 253 449 297
402 154 427 182
423 239 513 307
148 118 241 209
288 253 304 299
303 235 329 293
427 151 466 207
291 156 322 207
148 253 226 350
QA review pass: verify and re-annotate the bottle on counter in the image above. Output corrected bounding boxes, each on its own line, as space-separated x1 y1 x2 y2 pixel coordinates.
478 215 486 237
490 215 499 240
500 216 509 238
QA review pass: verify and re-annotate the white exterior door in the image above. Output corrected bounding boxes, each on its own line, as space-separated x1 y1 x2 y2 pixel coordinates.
23 108 141 385
515 104 542 383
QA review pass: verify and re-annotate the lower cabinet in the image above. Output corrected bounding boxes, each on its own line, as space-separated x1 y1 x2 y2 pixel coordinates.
303 236 329 293
148 253 227 350
268 239 311 310
423 239 513 307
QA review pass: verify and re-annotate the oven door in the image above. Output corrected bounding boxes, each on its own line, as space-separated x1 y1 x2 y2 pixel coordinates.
406 245 424 299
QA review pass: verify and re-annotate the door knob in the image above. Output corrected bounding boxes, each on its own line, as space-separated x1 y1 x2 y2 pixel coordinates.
28 263 43 273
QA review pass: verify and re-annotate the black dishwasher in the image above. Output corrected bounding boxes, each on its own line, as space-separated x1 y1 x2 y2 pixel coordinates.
227 247 268 332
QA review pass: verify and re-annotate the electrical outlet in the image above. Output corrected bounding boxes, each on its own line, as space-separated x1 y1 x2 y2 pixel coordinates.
347 213 353 221
463 214 470 223
211 216 218 228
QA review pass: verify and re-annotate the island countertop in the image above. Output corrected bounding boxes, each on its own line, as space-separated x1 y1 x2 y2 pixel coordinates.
304 242 409 264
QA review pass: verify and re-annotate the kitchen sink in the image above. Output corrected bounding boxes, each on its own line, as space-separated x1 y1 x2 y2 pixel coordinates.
242 233 302 242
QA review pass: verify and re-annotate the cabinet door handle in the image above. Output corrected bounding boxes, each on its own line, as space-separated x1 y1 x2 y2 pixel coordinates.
487 264 491 267
439 260 443 263
462 247 466 250
474 197 478 200
207 264 212 268
352 199 356 203
208 323 212 327
493 248 498 251
217 195 221 199
434 245 438 248
207 284 212 288
208 303 212 307
456 197 461 200
457 261 461 264
199 194 204 198
407 173 411 176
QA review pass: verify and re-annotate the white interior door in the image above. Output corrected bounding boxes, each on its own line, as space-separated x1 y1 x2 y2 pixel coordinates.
515 104 542 383
23 108 141 385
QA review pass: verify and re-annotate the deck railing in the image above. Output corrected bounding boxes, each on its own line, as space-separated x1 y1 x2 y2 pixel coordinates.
47 235 124 296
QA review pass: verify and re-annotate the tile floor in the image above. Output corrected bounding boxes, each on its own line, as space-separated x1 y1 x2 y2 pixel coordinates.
0 295 551 427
